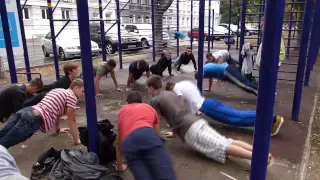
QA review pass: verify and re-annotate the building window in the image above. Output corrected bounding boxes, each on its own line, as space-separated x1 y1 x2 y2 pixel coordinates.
22 6 30 19
137 0 141 5
41 7 49 19
62 9 71 19
145 16 150 23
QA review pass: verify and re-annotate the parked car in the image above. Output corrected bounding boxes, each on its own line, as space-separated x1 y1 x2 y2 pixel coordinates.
90 23 143 54
245 24 259 35
219 23 240 35
121 24 170 48
187 27 233 41
41 30 99 61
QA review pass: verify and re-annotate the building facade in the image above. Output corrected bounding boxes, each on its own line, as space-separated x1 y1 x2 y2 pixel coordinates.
21 0 220 38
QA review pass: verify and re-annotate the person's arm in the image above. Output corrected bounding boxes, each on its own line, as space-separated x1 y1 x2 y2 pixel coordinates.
191 54 197 70
66 107 81 144
55 117 61 133
150 99 161 117
168 60 173 76
178 95 184 105
116 128 124 168
110 71 119 89
205 78 213 91
153 111 161 136
126 73 134 88
146 71 150 78
94 75 102 95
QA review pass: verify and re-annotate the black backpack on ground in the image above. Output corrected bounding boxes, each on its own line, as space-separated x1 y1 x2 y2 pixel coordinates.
79 119 117 163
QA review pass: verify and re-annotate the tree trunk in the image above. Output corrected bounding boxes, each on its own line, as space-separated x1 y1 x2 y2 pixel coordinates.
0 57 5 79
154 0 174 55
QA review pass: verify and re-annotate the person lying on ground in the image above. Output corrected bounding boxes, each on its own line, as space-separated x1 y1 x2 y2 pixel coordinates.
0 145 28 179
211 49 240 67
24 63 79 107
126 60 150 92
115 91 176 180
149 52 174 78
172 47 197 73
165 80 284 136
0 78 43 123
147 75 274 165
195 52 258 96
0 79 84 149
80 59 121 98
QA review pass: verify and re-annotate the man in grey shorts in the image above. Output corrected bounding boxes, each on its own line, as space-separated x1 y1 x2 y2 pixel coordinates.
147 75 274 164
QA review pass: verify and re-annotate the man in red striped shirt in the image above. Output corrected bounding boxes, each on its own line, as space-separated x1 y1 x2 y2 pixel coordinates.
0 79 85 149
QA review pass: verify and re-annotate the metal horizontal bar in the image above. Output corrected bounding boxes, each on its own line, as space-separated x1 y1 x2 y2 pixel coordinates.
281 62 298 65
53 19 118 22
16 72 42 80
244 37 262 39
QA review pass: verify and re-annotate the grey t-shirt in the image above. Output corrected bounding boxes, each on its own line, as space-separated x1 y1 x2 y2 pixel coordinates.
150 91 199 139
0 145 28 179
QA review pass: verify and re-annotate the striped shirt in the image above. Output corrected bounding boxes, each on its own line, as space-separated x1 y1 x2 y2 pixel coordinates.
33 88 78 133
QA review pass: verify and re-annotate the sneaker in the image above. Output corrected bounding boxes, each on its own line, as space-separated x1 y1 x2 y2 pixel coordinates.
271 115 284 136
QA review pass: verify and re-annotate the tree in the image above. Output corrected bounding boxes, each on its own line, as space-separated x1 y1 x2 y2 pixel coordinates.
154 0 174 55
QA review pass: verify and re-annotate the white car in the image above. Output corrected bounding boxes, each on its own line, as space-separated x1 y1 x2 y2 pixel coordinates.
41 30 100 60
122 24 170 48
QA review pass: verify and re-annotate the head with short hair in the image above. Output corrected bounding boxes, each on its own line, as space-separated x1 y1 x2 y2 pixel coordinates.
165 52 172 60
26 78 44 94
63 63 79 80
146 75 162 96
69 78 85 99
137 60 147 69
205 52 217 64
106 59 116 71
186 47 192 55
165 82 176 91
126 91 143 104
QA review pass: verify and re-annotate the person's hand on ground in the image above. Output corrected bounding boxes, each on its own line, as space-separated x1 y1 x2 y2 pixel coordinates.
60 116 68 120
113 163 128 172
169 74 174 76
74 138 81 145
96 93 103 98
76 106 80 109
116 88 123 92
164 131 176 138
126 88 133 92
196 111 203 116
59 128 70 133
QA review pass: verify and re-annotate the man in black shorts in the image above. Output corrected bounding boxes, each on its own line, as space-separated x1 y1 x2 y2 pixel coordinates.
126 60 150 91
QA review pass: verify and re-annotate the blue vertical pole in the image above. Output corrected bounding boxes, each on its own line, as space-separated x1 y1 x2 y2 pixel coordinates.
0 1 17 83
190 0 193 49
115 0 123 69
16 0 31 81
211 9 214 49
207 0 211 51
236 7 240 50
177 0 179 57
292 0 314 120
286 0 295 59
257 0 263 46
304 0 320 86
239 0 247 67
227 0 231 51
75 0 98 153
250 0 285 179
197 0 204 93
47 0 60 80
151 0 155 61
99 0 107 62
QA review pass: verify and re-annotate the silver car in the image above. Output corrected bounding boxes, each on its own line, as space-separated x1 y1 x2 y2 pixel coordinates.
41 30 100 60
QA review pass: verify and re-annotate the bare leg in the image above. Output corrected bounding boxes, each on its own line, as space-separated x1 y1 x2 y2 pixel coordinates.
232 140 253 151
226 144 252 160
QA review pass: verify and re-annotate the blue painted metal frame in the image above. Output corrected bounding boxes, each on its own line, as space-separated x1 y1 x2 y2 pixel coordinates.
16 0 32 81
227 0 232 51
211 9 214 49
236 7 240 50
257 0 264 46
75 0 99 153
47 0 60 80
304 0 320 85
177 0 180 57
197 0 204 93
22 0 28 10
208 0 211 52
239 0 248 67
190 0 193 49
99 0 107 62
115 0 123 69
55 20 71 39
52 0 61 13
250 0 285 179
151 0 155 61
103 0 112 11
292 0 314 120
286 0 295 59
0 0 18 83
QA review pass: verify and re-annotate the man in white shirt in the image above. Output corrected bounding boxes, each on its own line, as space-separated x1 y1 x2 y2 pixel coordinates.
165 80 284 136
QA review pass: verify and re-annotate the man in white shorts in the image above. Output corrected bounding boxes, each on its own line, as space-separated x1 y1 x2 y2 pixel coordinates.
146 75 274 165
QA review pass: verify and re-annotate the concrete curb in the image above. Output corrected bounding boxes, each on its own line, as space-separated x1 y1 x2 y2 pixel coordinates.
297 83 320 180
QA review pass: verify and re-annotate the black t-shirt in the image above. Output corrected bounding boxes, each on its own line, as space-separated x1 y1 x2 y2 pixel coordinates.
129 61 149 79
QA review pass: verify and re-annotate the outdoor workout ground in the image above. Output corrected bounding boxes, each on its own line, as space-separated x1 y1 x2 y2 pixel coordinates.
0 51 319 180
